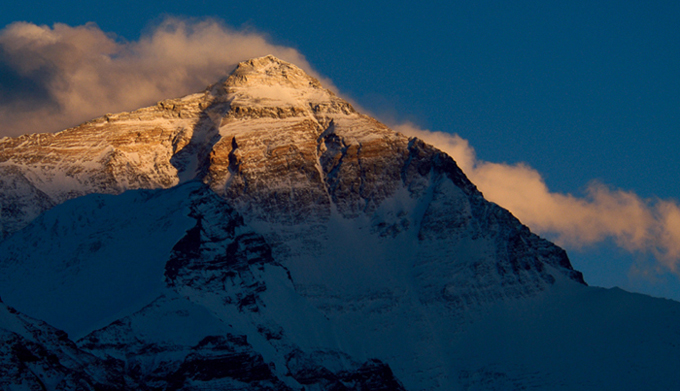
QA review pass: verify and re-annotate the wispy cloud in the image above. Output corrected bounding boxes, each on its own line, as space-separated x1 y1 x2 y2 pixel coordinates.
396 124 680 274
0 18 331 137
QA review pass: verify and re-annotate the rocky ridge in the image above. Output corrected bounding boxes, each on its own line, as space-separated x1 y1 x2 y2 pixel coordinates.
0 296 124 390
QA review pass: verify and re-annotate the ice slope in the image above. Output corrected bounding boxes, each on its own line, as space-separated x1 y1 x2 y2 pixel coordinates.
0 183 199 338
78 293 297 390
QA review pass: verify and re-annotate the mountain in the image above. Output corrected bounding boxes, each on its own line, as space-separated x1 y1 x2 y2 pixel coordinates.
1 55 679 390
0 295 128 390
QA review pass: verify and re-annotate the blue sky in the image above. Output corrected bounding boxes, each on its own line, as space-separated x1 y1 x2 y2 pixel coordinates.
1 1 679 300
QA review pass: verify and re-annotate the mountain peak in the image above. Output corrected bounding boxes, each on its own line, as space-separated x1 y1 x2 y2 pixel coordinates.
222 54 323 89
0 54 678 391
206 55 350 115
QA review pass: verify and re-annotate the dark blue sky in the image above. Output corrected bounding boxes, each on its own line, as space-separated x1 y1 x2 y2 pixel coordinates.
2 0 679 299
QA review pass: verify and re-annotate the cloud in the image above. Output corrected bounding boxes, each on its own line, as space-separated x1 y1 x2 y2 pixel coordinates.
0 18 333 137
395 124 680 274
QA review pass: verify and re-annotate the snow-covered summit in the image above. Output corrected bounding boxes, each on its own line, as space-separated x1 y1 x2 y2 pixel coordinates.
221 55 324 89
210 55 354 118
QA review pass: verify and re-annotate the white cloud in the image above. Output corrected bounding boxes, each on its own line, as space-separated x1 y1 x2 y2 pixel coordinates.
395 124 680 275
0 18 332 137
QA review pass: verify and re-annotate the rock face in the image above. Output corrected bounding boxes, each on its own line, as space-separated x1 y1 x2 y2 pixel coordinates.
4 55 679 390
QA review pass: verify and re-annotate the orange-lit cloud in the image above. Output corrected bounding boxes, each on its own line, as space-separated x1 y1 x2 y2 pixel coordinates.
396 124 680 274
0 18 332 137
